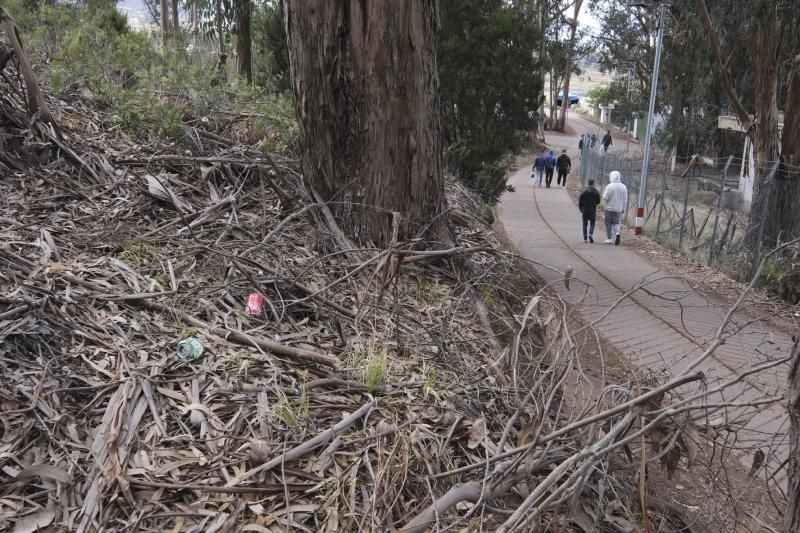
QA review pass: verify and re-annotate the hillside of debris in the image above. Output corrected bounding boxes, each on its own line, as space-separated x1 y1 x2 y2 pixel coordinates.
0 8 784 533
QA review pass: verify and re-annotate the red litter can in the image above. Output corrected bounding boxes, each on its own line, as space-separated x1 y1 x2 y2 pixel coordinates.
245 293 264 316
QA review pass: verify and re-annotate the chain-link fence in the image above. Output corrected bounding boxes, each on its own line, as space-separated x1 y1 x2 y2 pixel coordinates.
578 142 797 284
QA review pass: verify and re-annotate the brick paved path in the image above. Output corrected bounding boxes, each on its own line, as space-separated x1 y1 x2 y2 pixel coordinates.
499 139 794 473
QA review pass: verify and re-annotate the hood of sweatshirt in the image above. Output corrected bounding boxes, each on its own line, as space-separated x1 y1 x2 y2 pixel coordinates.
610 171 621 183
549 150 555 156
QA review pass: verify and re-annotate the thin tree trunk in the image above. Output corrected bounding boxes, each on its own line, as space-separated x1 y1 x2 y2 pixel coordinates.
171 0 179 49
557 0 582 132
236 0 252 83
160 0 169 49
283 0 448 247
536 0 547 141
215 0 226 76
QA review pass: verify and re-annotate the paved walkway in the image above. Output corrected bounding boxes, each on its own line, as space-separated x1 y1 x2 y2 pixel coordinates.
499 116 794 473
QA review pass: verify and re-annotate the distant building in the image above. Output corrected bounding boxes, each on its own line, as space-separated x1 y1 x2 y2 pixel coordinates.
717 115 784 210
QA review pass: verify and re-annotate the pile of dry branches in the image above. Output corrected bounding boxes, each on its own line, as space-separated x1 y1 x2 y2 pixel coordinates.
0 20 789 532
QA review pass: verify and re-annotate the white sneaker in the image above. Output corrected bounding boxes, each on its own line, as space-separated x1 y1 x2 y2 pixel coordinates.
605 239 613 244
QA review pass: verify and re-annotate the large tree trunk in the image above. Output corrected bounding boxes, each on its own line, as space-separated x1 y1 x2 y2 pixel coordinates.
160 0 169 49
746 6 781 250
557 0 582 132
236 0 252 83
283 0 447 247
784 340 800 533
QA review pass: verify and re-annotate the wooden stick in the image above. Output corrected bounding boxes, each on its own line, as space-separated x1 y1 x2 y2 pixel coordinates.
226 398 376 487
140 300 337 368
0 7 51 123
126 477 312 494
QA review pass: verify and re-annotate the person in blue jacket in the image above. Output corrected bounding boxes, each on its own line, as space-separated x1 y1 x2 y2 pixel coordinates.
544 150 557 188
532 151 547 188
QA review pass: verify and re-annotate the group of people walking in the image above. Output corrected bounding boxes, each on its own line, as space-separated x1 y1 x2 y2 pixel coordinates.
578 171 627 245
531 131 628 245
579 130 613 154
532 149 572 188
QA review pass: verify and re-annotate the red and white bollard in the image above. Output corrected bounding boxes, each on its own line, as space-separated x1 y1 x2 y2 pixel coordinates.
635 207 644 235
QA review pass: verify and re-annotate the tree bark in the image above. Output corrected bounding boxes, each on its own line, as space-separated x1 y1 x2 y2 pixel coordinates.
557 0 583 132
160 0 169 49
784 340 800 533
235 0 252 83
283 0 448 247
215 0 226 76
747 6 781 249
781 28 800 170
171 0 179 48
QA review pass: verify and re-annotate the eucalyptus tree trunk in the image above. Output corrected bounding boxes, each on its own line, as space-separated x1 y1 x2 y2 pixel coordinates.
283 0 448 247
171 0 179 48
160 0 169 49
557 0 583 132
214 0 226 78
784 341 800 533
235 0 252 83
746 6 781 250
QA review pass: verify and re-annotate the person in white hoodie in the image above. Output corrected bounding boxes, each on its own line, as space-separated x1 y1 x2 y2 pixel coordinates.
601 170 628 245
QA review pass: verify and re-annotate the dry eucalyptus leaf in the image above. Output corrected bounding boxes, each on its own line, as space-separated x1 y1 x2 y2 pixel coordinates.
467 418 486 449
13 509 55 533
12 464 71 484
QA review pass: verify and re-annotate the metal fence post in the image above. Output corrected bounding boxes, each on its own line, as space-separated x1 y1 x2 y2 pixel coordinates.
655 163 668 237
677 157 695 251
623 158 631 224
580 138 587 185
708 155 733 265
749 161 781 281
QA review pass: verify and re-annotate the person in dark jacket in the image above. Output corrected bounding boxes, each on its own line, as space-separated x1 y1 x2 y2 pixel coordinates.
556 149 571 188
578 178 601 243
578 134 584 151
544 149 557 187
590 134 597 149
602 130 613 153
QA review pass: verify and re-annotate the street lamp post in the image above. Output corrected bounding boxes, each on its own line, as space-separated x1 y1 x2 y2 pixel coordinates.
634 3 668 236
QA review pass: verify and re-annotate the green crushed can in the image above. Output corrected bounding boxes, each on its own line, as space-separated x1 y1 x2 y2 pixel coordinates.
177 337 204 360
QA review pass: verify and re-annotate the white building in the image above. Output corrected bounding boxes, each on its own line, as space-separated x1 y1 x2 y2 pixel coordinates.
717 115 784 211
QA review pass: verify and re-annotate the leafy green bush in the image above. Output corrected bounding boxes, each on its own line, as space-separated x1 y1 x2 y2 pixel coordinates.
439 0 542 203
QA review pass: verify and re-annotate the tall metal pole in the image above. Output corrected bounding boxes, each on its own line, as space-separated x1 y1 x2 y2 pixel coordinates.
634 3 668 236
624 66 634 161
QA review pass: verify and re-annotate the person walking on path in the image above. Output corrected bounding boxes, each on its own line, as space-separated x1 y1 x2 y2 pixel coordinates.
590 134 597 150
578 178 601 243
532 151 546 188
544 149 557 188
578 134 584 151
556 149 571 188
602 130 613 153
602 170 628 245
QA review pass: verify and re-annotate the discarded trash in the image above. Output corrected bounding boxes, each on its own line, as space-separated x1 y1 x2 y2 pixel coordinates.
245 292 265 316
177 337 204 360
